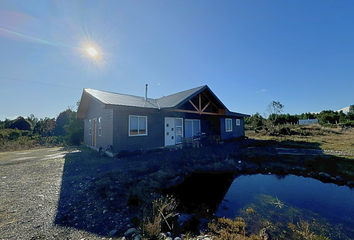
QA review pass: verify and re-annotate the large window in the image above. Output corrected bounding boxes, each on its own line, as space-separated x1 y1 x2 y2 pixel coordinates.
225 118 232 132
129 115 148 136
185 119 200 138
89 119 92 135
98 117 102 136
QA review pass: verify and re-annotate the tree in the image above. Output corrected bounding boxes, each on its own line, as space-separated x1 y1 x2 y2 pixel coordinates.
54 109 73 136
348 105 354 120
266 101 284 125
64 111 83 145
9 117 32 131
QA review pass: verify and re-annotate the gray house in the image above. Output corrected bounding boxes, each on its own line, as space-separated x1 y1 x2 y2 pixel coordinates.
77 85 249 154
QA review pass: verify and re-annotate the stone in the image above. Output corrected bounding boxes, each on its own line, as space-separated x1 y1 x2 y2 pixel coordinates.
109 230 118 236
166 232 172 237
159 233 167 239
124 228 137 238
133 235 141 240
174 237 182 240
166 237 172 240
318 172 331 181
259 228 269 240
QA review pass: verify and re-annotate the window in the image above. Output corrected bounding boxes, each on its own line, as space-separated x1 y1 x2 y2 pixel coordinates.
236 119 240 126
129 115 148 136
225 118 232 132
98 117 102 136
175 118 183 143
89 119 92 135
185 119 200 138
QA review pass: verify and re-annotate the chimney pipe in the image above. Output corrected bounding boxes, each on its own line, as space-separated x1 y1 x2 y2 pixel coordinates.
145 84 148 101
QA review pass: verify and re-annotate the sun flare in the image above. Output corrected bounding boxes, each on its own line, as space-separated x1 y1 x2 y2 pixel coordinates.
87 47 98 56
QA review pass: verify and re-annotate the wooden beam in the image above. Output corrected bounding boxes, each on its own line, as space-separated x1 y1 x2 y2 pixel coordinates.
164 109 221 115
199 93 201 113
201 101 211 112
166 109 200 114
189 100 200 113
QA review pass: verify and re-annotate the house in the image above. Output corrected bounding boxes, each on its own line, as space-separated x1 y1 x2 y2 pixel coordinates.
299 119 319 125
77 85 249 154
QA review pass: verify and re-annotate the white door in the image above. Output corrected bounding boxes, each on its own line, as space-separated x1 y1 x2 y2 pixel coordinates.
165 117 175 146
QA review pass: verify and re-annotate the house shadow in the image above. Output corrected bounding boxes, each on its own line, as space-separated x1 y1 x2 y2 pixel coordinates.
54 148 133 236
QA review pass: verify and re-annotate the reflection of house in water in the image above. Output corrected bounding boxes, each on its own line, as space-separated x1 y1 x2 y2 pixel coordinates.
161 172 235 218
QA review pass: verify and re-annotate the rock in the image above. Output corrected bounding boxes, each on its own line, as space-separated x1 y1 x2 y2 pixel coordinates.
174 237 182 240
109 229 118 236
318 172 332 181
259 228 269 240
336 176 344 182
348 181 354 188
166 237 172 240
159 233 167 239
133 235 141 240
124 228 137 238
166 232 172 237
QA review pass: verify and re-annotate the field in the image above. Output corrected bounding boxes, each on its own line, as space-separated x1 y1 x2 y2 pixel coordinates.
245 124 354 156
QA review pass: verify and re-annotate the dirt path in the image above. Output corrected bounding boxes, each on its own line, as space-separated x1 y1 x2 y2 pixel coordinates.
0 148 107 240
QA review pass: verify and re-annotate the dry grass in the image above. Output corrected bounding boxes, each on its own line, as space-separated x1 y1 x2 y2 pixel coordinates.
246 124 354 154
140 196 178 240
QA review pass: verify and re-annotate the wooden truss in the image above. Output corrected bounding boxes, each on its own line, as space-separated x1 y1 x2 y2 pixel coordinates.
167 92 225 115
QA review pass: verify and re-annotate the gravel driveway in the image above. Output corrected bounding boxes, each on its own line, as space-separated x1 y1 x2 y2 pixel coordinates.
0 147 109 240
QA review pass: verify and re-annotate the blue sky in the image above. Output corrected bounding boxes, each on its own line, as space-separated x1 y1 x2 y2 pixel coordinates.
0 1 353 120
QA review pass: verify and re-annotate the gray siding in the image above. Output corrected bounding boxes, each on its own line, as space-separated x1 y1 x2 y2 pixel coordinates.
220 117 245 140
84 98 113 149
112 107 163 152
112 107 203 152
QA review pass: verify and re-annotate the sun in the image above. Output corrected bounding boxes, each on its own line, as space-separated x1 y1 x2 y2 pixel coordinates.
86 47 98 57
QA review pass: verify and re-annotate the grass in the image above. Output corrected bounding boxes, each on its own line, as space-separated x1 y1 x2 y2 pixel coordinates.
246 124 354 155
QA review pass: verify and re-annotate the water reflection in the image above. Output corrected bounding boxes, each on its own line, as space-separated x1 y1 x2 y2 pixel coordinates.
164 173 354 239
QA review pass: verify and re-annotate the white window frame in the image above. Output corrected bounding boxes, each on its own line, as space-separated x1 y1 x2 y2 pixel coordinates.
225 118 233 132
236 119 240 126
185 119 201 138
98 117 102 136
129 115 148 136
175 118 183 144
89 119 92 135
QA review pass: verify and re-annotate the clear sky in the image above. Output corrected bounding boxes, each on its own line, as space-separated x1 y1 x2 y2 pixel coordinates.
0 0 353 121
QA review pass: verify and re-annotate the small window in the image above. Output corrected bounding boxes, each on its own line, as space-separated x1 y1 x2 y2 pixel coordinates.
236 119 240 126
225 118 232 132
98 117 102 136
89 119 92 135
129 115 148 136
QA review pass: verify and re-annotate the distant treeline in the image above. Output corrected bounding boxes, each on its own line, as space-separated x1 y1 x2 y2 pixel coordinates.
0 106 83 151
246 106 354 128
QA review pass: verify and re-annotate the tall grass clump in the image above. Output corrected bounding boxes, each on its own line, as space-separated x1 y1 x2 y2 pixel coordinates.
140 195 178 240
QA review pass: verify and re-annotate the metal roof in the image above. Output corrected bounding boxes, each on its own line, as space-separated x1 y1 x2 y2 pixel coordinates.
85 89 160 109
156 85 207 108
77 85 250 118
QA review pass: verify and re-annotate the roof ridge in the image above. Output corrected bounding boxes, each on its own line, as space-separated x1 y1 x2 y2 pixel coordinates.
156 85 207 100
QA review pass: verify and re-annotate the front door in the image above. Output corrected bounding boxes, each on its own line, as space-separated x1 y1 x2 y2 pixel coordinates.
165 117 175 146
92 118 97 147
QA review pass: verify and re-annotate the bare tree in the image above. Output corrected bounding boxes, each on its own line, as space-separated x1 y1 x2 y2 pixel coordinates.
266 101 284 125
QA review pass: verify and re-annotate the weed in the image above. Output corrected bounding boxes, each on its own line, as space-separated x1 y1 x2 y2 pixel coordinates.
139 195 178 240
